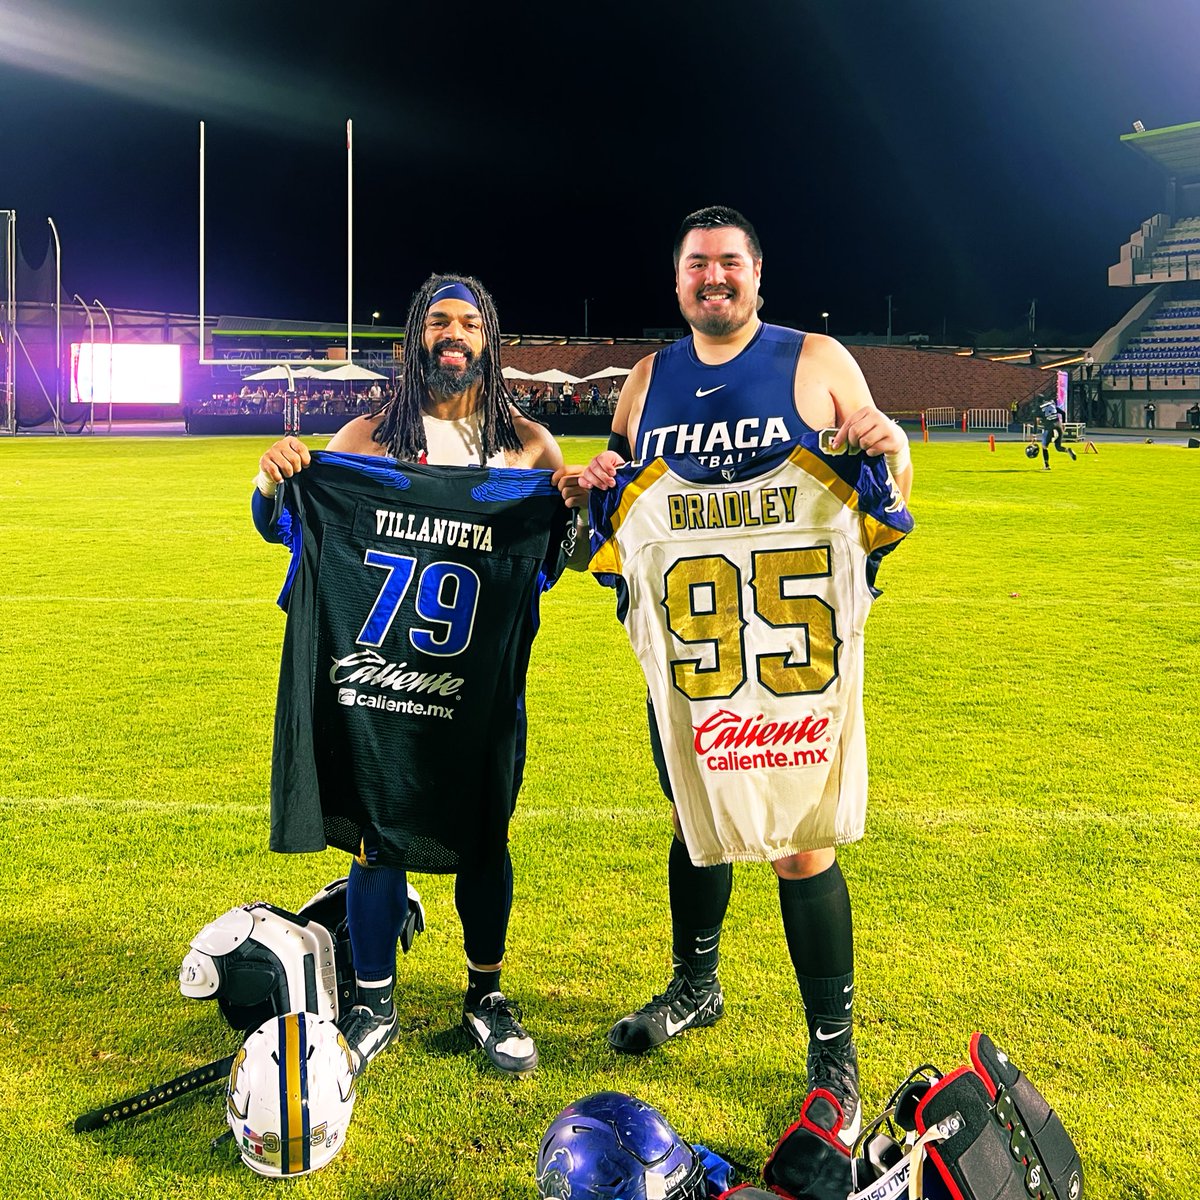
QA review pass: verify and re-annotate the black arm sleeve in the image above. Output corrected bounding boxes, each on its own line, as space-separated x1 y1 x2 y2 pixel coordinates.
607 431 631 460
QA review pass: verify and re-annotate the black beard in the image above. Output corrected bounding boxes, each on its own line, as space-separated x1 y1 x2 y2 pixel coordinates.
422 341 487 395
679 291 756 338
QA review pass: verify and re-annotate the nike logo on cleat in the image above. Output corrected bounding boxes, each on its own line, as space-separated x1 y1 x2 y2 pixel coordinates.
815 1024 851 1041
695 385 726 398
664 1013 696 1036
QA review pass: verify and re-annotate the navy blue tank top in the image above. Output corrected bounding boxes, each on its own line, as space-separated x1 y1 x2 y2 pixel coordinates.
635 323 812 468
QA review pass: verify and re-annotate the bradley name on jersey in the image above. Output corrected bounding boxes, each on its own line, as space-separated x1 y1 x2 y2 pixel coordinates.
668 483 798 531
637 414 793 469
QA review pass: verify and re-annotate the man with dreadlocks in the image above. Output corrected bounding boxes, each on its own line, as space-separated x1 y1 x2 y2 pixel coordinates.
252 273 576 1078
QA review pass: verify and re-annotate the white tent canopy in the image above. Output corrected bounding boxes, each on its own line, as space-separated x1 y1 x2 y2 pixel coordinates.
529 368 582 384
582 366 632 380
501 366 535 380
320 363 388 381
241 365 293 381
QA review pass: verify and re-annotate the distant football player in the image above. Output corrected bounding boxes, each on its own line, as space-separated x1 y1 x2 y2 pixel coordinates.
253 273 581 1078
556 207 914 1143
1037 394 1075 469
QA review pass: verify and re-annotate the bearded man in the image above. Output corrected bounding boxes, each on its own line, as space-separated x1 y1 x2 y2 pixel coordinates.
254 274 575 1079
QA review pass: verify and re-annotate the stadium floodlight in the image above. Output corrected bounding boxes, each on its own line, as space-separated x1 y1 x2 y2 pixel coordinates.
198 119 355 368
821 311 830 334
1132 120 1145 133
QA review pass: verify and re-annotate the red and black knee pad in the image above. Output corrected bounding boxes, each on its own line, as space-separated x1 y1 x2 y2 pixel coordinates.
761 1088 853 1200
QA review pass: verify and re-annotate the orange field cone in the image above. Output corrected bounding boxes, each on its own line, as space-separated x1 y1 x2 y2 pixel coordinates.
988 434 996 452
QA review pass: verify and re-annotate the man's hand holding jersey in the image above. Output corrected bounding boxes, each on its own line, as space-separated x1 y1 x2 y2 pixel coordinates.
829 406 903 457
555 450 624 496
256 437 312 495
551 465 600 505
829 407 913 500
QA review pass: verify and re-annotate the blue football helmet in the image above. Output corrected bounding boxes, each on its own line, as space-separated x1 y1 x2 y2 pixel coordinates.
536 1091 707 1200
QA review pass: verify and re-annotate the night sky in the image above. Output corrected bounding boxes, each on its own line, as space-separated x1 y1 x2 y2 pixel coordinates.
1 0 1196 343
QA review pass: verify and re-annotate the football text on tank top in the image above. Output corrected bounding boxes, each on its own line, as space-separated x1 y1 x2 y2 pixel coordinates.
269 451 571 872
588 433 913 866
636 323 810 468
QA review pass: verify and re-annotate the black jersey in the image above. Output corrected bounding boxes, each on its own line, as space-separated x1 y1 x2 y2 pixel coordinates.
268 451 572 872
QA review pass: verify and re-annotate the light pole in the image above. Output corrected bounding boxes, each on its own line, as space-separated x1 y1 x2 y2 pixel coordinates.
821 311 830 335
584 298 593 337
371 310 380 326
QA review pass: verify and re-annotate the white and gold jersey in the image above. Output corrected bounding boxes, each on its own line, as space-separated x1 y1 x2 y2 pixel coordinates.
589 434 913 866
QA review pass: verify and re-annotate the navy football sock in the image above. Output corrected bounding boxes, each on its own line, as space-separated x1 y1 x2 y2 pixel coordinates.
346 858 409 991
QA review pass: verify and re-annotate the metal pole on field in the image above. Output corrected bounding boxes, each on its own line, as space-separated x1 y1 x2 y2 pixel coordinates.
198 121 206 364
2 209 14 434
72 294 95 433
346 119 353 363
93 298 113 433
47 217 64 433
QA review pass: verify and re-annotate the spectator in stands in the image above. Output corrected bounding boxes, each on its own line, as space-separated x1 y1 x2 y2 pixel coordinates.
1144 400 1156 430
1188 402 1200 430
1037 394 1075 469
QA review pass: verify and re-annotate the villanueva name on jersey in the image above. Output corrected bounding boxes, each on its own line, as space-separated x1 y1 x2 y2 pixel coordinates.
374 507 494 552
639 415 791 468
668 484 797 532
692 708 831 773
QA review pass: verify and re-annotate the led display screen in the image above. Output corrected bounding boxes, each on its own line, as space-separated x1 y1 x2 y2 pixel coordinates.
70 343 182 405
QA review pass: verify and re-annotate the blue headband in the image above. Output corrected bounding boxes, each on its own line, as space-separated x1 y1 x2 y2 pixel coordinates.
428 281 480 308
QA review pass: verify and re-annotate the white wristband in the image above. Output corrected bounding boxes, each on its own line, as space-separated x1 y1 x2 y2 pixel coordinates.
254 469 279 497
884 425 911 476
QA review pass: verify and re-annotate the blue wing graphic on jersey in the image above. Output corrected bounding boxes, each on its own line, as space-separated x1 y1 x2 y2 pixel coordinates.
313 449 414 489
470 468 559 502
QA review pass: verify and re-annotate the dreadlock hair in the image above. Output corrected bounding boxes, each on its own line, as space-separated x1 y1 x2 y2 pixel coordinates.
672 205 763 267
372 272 523 464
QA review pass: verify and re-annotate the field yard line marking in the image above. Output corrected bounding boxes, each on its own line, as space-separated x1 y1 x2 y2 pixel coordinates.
0 596 271 605
0 797 1193 831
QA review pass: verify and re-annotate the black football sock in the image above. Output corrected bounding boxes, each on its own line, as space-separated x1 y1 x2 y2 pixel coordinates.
465 966 502 1009
669 835 732 985
355 977 395 1020
779 861 855 1050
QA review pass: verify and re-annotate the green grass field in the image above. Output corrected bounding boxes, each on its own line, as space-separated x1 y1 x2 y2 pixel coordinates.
1 433 1197 1198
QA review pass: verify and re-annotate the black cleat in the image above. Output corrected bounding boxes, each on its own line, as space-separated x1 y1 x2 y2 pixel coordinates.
807 1038 862 1146
337 1004 398 1076
607 971 724 1054
462 991 538 1076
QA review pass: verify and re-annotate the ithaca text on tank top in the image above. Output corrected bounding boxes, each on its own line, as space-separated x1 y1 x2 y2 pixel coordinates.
636 323 811 469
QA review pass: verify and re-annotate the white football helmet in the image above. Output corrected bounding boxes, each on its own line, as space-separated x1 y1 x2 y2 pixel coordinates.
225 1012 356 1177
